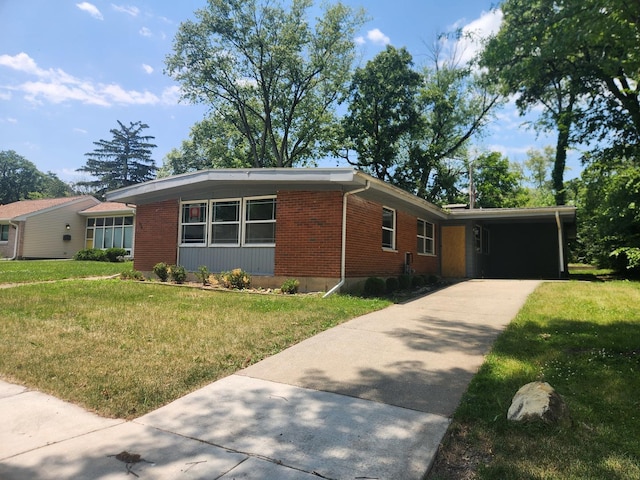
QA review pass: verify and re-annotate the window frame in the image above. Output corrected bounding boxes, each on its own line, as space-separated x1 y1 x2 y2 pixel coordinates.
209 198 241 247
0 224 9 242
382 206 396 251
85 216 134 254
242 196 277 247
417 218 436 256
179 201 209 246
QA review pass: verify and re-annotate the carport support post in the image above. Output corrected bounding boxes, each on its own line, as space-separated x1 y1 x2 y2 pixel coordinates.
555 211 565 278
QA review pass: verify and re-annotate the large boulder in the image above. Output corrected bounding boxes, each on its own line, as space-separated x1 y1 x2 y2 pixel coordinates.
507 381 571 425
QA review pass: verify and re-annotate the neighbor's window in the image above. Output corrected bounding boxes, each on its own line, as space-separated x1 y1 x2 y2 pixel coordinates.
417 219 435 255
0 224 9 242
382 207 396 250
244 197 276 245
85 216 134 253
180 201 208 245
210 199 240 245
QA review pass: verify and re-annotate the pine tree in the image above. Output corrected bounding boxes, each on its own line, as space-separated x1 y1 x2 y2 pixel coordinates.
77 121 157 199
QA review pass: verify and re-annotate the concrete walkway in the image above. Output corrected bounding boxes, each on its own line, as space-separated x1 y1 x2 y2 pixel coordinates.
0 279 541 479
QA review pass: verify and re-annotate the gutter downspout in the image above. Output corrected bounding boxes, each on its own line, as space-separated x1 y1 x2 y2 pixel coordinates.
555 211 565 277
323 181 370 298
8 221 19 260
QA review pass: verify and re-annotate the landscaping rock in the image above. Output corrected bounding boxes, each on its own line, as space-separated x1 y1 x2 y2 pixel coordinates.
507 381 570 425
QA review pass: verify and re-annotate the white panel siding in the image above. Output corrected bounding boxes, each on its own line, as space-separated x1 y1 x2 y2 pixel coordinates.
179 247 275 275
22 198 97 259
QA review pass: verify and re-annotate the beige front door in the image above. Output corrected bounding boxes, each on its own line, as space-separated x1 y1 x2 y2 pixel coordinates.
441 225 466 277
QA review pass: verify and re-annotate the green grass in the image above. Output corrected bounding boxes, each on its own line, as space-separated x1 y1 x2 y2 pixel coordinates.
0 259 129 283
0 279 390 419
428 280 640 480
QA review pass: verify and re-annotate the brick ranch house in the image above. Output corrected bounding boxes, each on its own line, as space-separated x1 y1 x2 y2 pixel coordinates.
106 168 576 293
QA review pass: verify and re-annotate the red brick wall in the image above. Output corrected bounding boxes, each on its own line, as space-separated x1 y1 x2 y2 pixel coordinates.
345 196 439 277
133 199 179 271
274 190 343 277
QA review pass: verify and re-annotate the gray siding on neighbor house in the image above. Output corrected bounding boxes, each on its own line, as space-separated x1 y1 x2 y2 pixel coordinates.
178 246 275 275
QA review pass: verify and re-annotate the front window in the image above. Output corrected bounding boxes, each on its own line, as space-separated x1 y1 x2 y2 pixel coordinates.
0 224 9 242
244 197 276 245
181 202 208 245
85 216 134 254
417 219 435 255
211 199 240 246
382 207 396 250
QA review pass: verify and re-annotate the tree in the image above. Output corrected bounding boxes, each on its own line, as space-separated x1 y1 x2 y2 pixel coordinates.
470 152 527 208
166 0 366 168
0 151 45 203
341 45 422 182
522 147 555 206
77 121 157 199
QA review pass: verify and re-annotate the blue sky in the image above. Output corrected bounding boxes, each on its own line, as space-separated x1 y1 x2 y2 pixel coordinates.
0 1 578 184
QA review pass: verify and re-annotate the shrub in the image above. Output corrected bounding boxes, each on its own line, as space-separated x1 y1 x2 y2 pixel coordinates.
105 247 127 263
364 277 385 297
398 274 412 290
153 262 170 282
427 274 439 285
281 278 300 294
385 277 399 293
74 248 107 262
120 269 145 281
412 275 425 288
217 268 251 289
196 265 210 286
169 265 187 284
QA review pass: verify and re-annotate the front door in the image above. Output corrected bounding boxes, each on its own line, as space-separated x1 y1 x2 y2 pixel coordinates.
441 225 466 277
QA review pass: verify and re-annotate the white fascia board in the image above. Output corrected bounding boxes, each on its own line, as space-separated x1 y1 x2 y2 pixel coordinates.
447 206 577 221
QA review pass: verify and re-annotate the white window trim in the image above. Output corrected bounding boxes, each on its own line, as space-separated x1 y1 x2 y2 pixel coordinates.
417 218 436 256
242 195 277 247
209 198 241 247
179 200 209 247
382 206 396 251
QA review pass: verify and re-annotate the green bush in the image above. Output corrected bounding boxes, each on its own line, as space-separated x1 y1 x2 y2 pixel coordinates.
412 275 425 288
385 277 399 293
153 262 170 282
120 269 145 281
427 274 439 285
169 265 187 284
105 247 127 262
398 274 412 290
364 277 386 297
281 278 300 294
74 248 107 262
196 265 210 286
217 268 251 289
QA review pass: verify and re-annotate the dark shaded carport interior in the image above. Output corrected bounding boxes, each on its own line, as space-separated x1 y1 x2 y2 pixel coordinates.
479 221 568 279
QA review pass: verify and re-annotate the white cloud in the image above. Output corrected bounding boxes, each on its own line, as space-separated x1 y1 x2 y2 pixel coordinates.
142 64 154 74
139 27 152 37
76 2 103 20
0 52 171 107
111 4 140 17
2 117 18 123
0 91 12 101
366 28 390 46
442 9 503 65
73 127 88 134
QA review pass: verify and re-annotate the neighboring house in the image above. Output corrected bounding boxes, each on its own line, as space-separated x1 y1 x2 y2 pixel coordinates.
0 196 135 260
106 168 576 292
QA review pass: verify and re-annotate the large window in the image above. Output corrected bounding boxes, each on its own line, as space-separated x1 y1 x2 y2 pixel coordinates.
180 196 276 247
211 199 240 246
244 197 276 245
181 202 208 245
86 216 134 253
0 224 9 242
382 207 396 250
417 219 435 255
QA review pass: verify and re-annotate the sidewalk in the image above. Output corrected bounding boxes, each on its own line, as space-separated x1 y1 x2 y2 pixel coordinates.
0 279 541 479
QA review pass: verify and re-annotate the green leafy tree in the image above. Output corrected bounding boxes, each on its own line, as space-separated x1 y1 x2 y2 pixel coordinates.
470 152 527 208
77 121 157 199
166 0 366 168
0 151 45 203
341 45 422 182
522 147 555 206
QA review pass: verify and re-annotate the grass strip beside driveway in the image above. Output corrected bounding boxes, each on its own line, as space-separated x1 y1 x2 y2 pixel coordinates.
428 280 640 480
0 279 390 419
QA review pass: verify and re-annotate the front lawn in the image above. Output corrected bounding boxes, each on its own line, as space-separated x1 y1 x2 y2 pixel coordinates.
428 280 640 479
0 279 389 419
0 259 129 283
